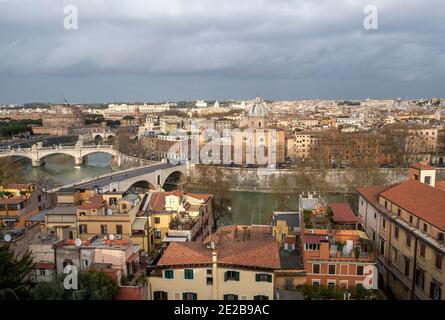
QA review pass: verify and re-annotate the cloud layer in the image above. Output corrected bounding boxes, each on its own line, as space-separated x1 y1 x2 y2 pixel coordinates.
0 0 444 103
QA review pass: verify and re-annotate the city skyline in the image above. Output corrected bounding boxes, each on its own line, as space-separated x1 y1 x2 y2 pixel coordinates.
0 0 444 103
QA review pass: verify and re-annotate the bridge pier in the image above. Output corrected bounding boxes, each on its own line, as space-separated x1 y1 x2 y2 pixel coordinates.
74 156 84 166
31 159 44 167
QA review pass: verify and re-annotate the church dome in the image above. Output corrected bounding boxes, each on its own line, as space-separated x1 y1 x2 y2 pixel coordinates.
248 96 268 117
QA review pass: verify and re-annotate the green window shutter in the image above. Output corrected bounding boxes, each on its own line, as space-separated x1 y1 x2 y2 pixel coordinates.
182 292 187 300
267 274 272 282
256 274 260 282
164 270 174 279
193 293 197 300
224 272 228 281
185 269 194 279
235 271 240 281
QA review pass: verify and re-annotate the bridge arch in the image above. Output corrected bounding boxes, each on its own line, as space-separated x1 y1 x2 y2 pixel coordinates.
161 169 188 190
127 180 157 193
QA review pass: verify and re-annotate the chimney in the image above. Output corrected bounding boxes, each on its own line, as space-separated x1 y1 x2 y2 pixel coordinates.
408 162 436 187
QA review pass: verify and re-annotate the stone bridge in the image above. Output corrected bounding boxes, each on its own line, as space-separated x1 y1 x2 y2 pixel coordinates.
53 162 189 192
0 142 118 167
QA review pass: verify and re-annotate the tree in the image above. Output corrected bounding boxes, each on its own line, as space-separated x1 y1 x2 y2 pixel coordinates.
30 270 118 300
0 243 35 300
193 165 232 228
0 157 22 186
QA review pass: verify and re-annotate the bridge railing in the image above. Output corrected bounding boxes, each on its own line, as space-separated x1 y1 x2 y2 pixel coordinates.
0 145 114 153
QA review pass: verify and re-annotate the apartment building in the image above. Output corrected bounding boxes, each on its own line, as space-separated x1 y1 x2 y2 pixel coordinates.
45 188 142 244
357 163 445 299
147 225 280 300
0 183 48 230
301 201 376 289
146 190 213 250
286 132 321 160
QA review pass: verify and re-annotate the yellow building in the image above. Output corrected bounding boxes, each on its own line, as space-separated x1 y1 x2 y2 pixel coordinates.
0 183 47 229
147 190 213 251
271 211 300 248
358 163 445 300
147 225 280 300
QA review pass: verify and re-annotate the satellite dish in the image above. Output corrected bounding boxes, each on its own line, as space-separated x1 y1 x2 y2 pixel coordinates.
108 234 115 241
107 208 113 216
74 238 82 247
4 234 11 242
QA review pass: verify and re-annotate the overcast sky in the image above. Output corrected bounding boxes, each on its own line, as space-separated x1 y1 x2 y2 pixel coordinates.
0 0 444 104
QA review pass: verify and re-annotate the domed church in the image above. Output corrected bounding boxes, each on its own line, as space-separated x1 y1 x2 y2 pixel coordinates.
248 96 268 129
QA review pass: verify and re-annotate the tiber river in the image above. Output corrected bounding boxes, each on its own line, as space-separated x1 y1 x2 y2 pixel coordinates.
17 153 357 225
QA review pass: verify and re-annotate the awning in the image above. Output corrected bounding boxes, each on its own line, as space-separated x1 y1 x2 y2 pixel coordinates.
131 217 147 231
303 235 328 244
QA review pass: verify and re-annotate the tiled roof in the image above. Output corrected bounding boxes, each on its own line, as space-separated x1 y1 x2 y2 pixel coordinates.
356 184 395 208
158 240 280 270
410 162 435 170
148 190 212 211
158 225 280 270
79 194 105 210
303 235 328 244
380 179 445 230
0 197 25 205
328 202 360 223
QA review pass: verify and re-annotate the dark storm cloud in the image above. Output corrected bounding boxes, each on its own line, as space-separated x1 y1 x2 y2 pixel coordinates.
0 0 444 103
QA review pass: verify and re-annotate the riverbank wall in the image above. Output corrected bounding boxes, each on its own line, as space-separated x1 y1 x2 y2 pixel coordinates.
187 165 411 193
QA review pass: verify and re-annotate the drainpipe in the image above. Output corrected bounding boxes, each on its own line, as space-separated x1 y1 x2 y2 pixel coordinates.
410 236 418 300
212 251 218 300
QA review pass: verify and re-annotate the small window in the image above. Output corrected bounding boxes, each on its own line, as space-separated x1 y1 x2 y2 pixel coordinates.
183 292 197 300
382 218 386 229
394 227 399 239
313 264 320 274
328 264 336 275
397 208 401 216
420 243 426 258
206 269 212 275
116 224 123 235
153 291 168 300
206 277 213 286
79 224 87 234
39 269 46 276
430 281 442 300
424 176 431 185
256 273 272 282
254 295 269 300
404 257 410 276
423 223 428 233
406 234 412 248
409 216 413 224
100 225 107 235
356 265 364 276
154 230 161 239
435 253 442 270
415 269 425 290
184 269 194 280
164 270 174 279
223 294 238 300
224 271 240 281
154 217 161 224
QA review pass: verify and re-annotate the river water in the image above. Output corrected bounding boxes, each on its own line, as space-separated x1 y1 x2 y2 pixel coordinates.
17 153 357 225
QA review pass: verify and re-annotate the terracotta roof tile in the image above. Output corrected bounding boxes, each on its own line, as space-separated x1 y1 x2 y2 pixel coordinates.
380 179 445 230
328 202 360 223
